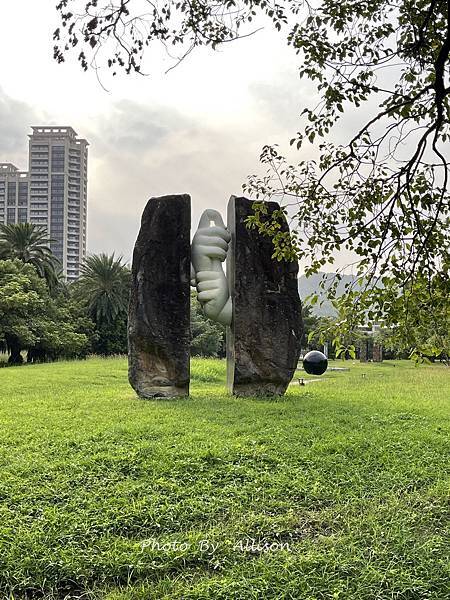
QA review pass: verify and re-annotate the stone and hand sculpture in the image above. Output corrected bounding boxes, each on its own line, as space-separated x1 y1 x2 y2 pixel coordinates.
128 194 302 398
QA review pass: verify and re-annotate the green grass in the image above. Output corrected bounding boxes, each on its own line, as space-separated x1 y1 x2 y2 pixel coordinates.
0 358 449 599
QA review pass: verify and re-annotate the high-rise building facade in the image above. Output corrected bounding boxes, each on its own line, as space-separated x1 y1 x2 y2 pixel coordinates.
0 163 30 227
0 126 88 281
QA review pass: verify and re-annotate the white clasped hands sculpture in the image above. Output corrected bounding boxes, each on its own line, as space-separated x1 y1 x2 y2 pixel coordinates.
191 209 232 326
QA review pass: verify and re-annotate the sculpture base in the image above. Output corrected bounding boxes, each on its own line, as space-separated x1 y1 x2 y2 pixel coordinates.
135 386 189 400
232 383 291 398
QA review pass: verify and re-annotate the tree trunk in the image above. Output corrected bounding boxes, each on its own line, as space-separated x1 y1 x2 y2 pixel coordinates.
6 335 23 365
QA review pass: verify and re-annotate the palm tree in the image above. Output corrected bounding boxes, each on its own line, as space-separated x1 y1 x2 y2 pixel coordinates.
75 253 131 324
0 223 61 289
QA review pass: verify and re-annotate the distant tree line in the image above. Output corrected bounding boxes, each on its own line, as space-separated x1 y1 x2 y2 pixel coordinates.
0 223 131 364
304 289 449 364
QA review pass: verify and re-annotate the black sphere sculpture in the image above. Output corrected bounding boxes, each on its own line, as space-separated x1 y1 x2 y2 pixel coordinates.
303 351 328 376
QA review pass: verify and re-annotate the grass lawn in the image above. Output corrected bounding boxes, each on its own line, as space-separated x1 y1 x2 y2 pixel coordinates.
0 358 449 599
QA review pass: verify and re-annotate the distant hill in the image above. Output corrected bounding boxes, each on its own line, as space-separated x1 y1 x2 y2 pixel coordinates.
298 272 359 317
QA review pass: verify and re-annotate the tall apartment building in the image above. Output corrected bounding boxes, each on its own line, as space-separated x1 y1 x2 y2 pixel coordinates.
0 164 29 225
0 126 88 281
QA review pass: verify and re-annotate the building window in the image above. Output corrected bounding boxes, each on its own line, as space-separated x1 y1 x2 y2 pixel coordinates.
7 182 16 205
7 208 15 223
51 146 65 172
18 208 28 223
18 181 28 206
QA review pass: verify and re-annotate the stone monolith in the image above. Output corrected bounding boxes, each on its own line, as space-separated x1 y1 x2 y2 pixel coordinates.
128 194 191 398
226 196 302 396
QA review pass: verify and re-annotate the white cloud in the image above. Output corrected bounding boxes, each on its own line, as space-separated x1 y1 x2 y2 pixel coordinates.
0 89 44 168
83 98 266 260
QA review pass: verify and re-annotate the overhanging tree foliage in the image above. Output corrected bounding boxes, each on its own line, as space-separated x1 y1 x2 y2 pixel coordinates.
54 1 449 355
382 271 450 363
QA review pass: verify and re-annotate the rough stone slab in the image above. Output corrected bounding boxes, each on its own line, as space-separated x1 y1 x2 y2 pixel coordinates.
373 343 383 362
360 340 369 362
226 196 302 396
128 194 191 398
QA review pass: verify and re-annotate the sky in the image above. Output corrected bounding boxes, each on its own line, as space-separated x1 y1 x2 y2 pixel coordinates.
0 1 337 269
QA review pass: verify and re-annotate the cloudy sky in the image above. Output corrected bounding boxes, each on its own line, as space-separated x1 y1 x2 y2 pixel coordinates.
1 1 323 266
